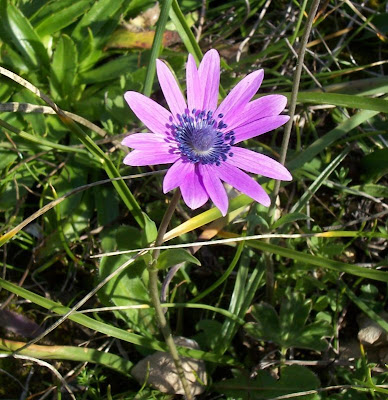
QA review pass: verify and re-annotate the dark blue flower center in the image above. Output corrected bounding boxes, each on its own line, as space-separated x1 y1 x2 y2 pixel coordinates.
171 109 235 165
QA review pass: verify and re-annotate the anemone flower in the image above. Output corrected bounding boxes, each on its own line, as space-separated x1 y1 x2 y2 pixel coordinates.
122 50 292 216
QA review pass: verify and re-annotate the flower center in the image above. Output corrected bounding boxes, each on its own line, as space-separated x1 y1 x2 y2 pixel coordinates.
171 109 235 165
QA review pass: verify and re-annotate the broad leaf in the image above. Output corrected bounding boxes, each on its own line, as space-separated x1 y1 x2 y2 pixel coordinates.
245 294 332 351
156 249 201 270
214 366 320 400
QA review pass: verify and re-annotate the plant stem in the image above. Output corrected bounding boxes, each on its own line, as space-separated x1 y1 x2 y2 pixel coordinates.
265 0 321 303
270 0 321 213
147 191 194 399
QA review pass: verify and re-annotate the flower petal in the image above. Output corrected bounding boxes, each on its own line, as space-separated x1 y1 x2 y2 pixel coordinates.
216 69 264 121
124 91 172 135
227 147 292 181
180 164 209 209
122 133 174 149
215 162 271 206
163 158 193 193
233 115 290 143
123 149 179 166
186 54 203 112
156 59 187 119
226 94 287 131
198 49 220 112
198 164 228 216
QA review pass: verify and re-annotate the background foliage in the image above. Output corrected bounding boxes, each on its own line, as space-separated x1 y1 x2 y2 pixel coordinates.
0 0 387 398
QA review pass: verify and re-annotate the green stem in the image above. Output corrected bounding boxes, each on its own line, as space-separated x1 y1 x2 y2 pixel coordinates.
270 0 321 212
147 191 194 400
266 0 321 302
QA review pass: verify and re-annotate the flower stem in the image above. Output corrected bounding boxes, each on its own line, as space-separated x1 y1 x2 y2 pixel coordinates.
147 191 194 399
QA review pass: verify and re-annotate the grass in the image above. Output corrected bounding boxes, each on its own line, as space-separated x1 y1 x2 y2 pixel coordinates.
0 0 387 398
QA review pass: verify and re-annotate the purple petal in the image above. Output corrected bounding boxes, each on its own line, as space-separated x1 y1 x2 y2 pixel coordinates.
227 147 292 181
216 69 264 121
233 115 290 143
198 49 220 111
123 149 179 166
124 91 172 135
226 95 287 131
198 164 228 216
180 164 209 209
186 54 203 112
215 162 271 206
156 59 187 119
163 158 193 193
122 133 174 149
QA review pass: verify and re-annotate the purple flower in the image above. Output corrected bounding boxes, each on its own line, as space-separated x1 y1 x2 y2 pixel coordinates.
122 50 292 216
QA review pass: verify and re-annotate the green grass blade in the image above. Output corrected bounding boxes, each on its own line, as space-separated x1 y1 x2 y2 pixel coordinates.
247 241 388 282
143 0 173 97
169 0 202 64
288 110 378 170
0 339 133 377
291 148 349 213
287 92 388 113
340 283 388 333
0 278 239 366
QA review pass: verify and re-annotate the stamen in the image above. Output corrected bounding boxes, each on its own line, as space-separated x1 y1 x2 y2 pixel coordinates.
171 108 234 165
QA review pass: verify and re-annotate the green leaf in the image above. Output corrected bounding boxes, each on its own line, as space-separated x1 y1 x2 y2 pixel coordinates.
291 92 388 113
214 366 320 400
245 303 281 343
0 0 49 69
156 249 201 270
71 0 125 65
271 212 311 230
34 0 92 37
247 240 388 282
245 294 331 352
142 213 157 246
80 54 138 84
361 148 388 183
98 226 157 335
95 185 119 226
50 34 78 102
0 278 238 365
13 90 47 135
0 339 133 377
350 184 388 198
291 149 349 214
288 110 378 171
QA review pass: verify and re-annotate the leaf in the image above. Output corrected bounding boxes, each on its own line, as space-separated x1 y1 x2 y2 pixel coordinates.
34 0 92 37
271 212 311 230
0 278 238 365
80 54 138 84
350 184 388 198
94 185 119 226
247 240 388 282
361 148 388 183
98 226 157 335
142 213 157 246
50 34 78 102
288 110 378 171
0 0 49 69
13 90 47 135
290 92 388 113
106 29 180 49
245 303 281 343
245 294 331 352
214 366 320 400
156 249 201 270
